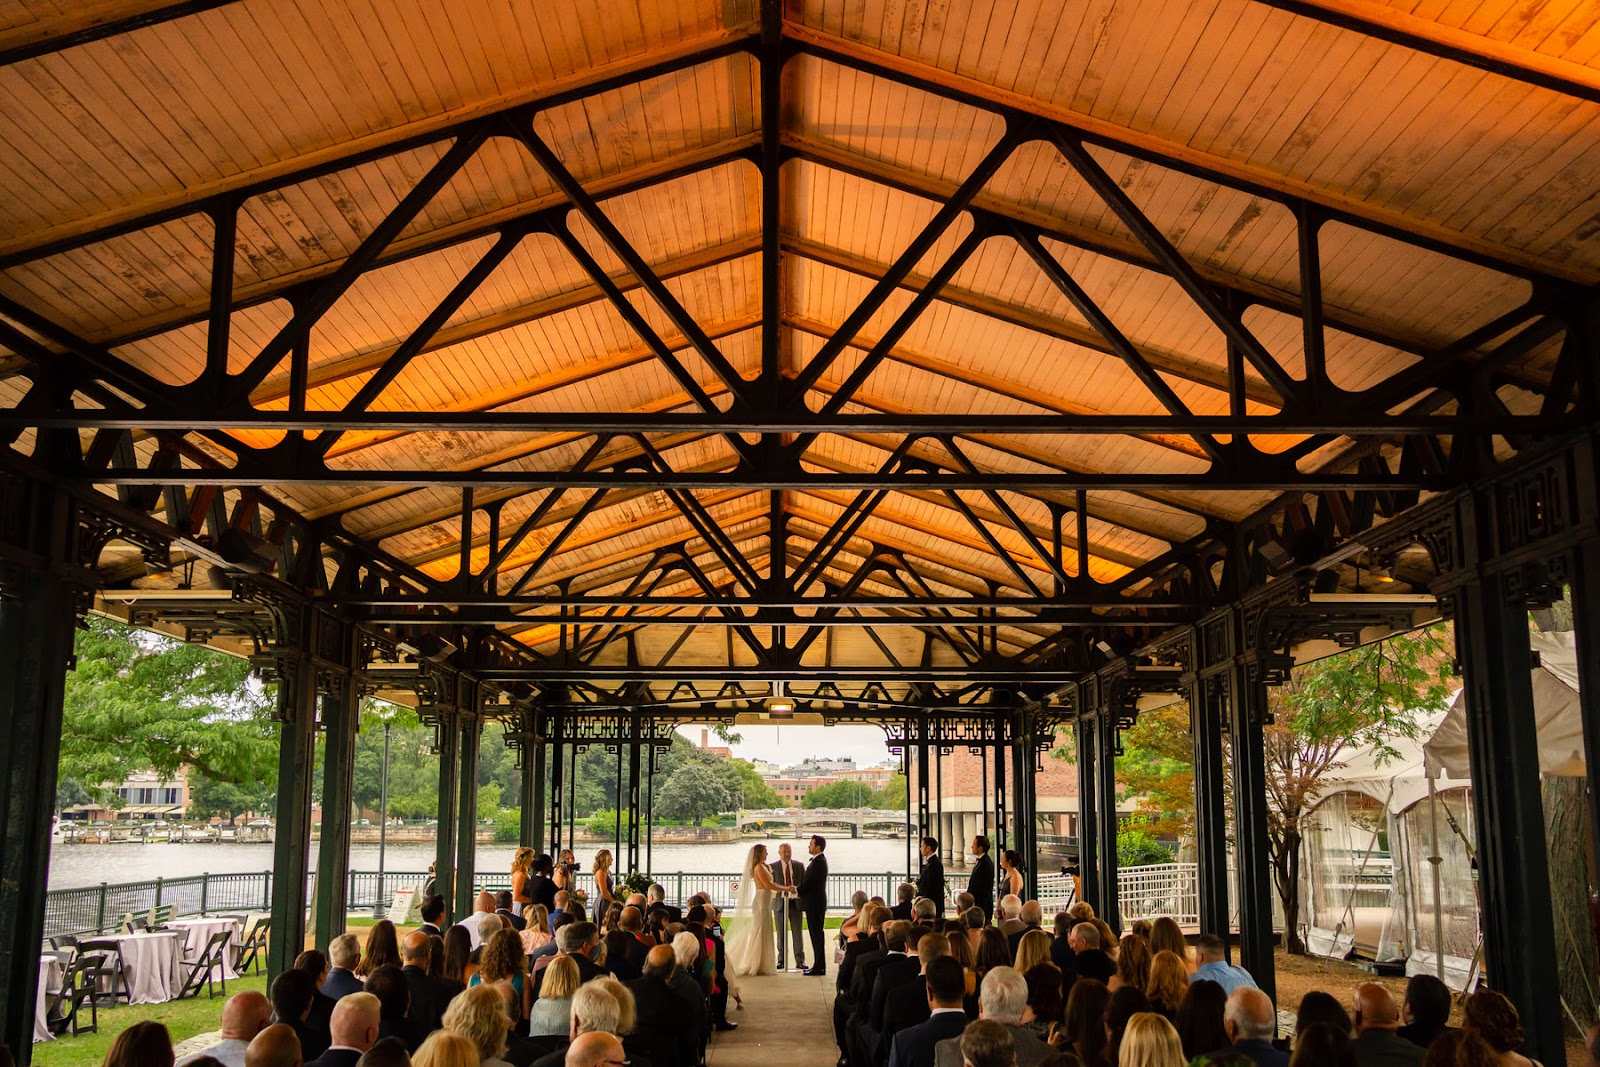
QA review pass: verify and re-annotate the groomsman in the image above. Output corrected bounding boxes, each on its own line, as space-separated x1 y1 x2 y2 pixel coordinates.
770 842 806 969
915 837 945 907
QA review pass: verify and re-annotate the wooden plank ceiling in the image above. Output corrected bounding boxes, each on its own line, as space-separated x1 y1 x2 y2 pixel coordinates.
0 0 1594 692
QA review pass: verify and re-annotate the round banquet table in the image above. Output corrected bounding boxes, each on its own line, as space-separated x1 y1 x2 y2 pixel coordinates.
166 916 243 980
33 955 61 1042
110 931 183 1004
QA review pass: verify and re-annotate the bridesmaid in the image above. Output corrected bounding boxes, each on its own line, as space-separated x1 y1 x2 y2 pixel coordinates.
510 847 535 912
1000 850 1026 899
592 849 615 906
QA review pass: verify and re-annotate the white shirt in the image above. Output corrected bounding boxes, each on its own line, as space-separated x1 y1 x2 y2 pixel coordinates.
177 1039 250 1067
456 910 497 949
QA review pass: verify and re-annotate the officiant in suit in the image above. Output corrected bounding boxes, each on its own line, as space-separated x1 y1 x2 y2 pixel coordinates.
796 834 830 976
770 842 806 970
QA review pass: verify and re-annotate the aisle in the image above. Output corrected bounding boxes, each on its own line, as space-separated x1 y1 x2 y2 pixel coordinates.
706 971 838 1067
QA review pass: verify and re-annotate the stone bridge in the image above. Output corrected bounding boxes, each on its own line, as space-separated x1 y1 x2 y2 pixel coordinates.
734 808 909 838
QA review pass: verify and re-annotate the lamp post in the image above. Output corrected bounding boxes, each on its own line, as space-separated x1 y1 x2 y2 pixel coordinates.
373 720 391 919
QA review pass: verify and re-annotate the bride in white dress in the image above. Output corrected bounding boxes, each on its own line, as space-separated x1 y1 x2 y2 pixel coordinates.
726 843 788 976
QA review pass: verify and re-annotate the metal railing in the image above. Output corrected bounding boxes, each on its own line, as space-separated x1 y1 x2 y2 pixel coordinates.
44 868 916 939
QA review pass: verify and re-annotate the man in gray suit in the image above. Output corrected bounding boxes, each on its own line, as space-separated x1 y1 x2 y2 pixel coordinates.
932 967 1050 1067
770 842 806 970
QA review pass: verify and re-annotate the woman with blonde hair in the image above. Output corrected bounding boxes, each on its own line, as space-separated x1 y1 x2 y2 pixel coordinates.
1119 1013 1186 1067
1145 951 1188 1020
510 846 535 912
553 848 577 892
442 983 514 1067
469 928 530 1022
593 848 615 906
594 976 637 1035
1092 919 1119 960
412 1030 482 1067
1014 928 1053 975
946 927 979 997
1147 917 1194 973
520 903 552 955
1067 901 1095 922
839 890 870 944
526 954 581 1036
1109 934 1151 992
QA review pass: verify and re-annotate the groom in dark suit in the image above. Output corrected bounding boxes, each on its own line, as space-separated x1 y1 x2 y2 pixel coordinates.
797 834 830 976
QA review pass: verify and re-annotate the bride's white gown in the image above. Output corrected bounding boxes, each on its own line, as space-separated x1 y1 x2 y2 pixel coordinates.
727 856 777 976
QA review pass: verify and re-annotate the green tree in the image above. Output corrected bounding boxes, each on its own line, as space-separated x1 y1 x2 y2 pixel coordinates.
189 775 275 822
61 617 278 801
1111 623 1454 954
1116 818 1174 866
873 772 908 810
656 762 736 825
56 777 91 812
717 758 781 808
802 780 876 808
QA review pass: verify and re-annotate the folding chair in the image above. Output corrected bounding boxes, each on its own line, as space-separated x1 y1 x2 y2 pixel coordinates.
146 903 178 929
48 950 108 1037
49 934 78 952
234 916 270 977
176 929 232 999
76 939 132 1005
114 912 141 933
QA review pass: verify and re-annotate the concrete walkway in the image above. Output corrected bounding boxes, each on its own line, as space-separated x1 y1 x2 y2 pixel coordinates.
707 970 838 1067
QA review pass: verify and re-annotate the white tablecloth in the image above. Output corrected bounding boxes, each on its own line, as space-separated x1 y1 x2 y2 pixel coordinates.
166 916 243 980
33 956 60 1042
109 932 183 1004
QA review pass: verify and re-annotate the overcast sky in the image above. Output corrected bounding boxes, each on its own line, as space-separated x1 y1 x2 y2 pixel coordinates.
674 724 894 768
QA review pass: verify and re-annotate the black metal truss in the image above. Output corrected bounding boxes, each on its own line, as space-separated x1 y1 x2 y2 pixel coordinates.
1 7 1595 701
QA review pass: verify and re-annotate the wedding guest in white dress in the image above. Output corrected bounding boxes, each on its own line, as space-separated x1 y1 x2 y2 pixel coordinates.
725 844 791 977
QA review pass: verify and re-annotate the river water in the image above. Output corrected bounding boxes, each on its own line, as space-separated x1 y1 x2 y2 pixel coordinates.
47 837 920 890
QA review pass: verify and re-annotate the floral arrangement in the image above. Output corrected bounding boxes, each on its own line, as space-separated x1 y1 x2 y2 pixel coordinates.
621 870 654 897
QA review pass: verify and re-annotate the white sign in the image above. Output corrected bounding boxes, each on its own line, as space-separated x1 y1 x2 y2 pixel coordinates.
390 887 422 924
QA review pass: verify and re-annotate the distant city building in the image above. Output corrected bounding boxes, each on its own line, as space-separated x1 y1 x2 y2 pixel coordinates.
765 774 840 803
696 728 732 759
781 756 856 777
750 759 777 775
835 765 894 789
62 768 190 822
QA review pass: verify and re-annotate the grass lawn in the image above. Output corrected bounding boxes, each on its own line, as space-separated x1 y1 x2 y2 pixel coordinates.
33 974 268 1067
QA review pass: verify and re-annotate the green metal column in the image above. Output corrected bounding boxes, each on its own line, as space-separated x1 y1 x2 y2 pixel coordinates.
520 708 546 853
1094 698 1121 934
0 562 77 1064
268 626 319 981
1009 704 1037 900
433 708 459 921
1073 708 1098 915
625 713 643 873
313 667 358 949
1230 654 1276 1004
454 711 482 920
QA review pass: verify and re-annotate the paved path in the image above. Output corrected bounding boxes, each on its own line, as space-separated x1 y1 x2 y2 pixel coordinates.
707 970 838 1067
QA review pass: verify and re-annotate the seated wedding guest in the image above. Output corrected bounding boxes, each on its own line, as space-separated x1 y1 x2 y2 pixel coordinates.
1294 993 1351 1046
357 1039 412 1067
958 1021 1014 1067
399 932 449 1035
441 929 474 990
246 1025 303 1067
1106 987 1152 1067
841 892 872 943
1021 964 1063 1040
592 979 637 1044
366 966 427 1054
105 1021 176 1067
1175 981 1229 1061
528 957 582 1037
470 929 531 1024
888 958 969 1067
1110 937 1152 994
975 929 1012 983
1121 1013 1187 1067
426 937 448 982
893 884 916 921
1091 921 1119 961
1056 980 1109 1067
1009 902 1045 955
296 952 339 1040
668 933 710 1052
1015 931 1052 977
1419 1032 1496 1067
1146 953 1188 1023
1211 988 1287 1067
1149 919 1195 975
1290 1024 1355 1067
945 930 979 1007
647 884 682 924
326 937 366 1000
1065 925 1114 986
1193 937 1257 997
521 906 552 955
535 924 603 996
1352 984 1424 1067
420 897 448 939
441 986 513 1067
1396 977 1453 1051
564 1034 625 1067
530 983 623 1067
932 967 1050 1067
998 898 1027 941
457 894 501 951
307 993 382 1067
361 923 404 978
272 968 332 1061
1050 914 1077 975
626 946 697 1067
411 1032 478 1067
496 893 527 933
177 991 273 1067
